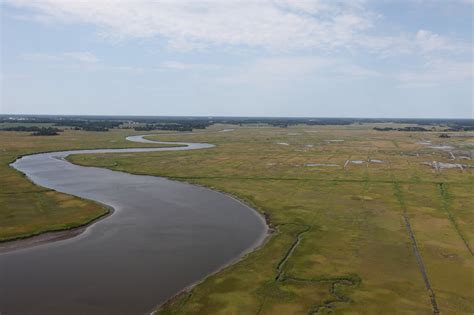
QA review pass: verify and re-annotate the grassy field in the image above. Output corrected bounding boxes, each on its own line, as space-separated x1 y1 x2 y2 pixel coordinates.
0 129 173 242
1 124 472 313
63 124 474 314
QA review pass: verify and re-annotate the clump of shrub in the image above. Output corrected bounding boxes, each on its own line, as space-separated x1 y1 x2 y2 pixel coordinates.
1 126 62 136
374 126 429 132
31 127 61 136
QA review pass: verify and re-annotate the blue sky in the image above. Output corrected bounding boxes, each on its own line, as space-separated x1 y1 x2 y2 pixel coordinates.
1 0 472 118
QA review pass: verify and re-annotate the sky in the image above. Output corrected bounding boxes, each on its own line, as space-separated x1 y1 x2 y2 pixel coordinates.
0 0 473 118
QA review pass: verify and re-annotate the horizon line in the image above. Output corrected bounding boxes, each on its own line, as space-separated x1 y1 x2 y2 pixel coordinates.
1 114 473 121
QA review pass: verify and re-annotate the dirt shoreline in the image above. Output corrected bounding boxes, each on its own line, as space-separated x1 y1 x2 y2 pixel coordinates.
0 204 114 254
150 201 273 314
2 135 271 314
0 138 186 252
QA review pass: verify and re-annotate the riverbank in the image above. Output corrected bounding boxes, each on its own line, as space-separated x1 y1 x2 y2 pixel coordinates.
69 125 474 314
0 203 113 253
1 125 472 313
0 129 171 242
0 133 267 314
0 136 214 252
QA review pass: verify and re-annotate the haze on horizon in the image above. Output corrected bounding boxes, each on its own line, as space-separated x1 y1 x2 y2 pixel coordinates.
1 0 473 119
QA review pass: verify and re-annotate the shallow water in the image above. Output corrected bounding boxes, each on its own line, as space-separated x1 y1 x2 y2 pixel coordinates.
430 145 454 150
305 163 339 167
0 136 267 314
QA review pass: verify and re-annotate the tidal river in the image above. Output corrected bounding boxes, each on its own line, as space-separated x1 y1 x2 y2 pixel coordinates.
0 135 267 314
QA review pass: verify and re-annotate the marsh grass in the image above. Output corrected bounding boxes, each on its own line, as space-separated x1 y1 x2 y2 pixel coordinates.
2 124 473 313
68 125 473 314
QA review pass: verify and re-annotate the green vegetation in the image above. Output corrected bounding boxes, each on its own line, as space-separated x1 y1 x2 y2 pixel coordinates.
1 122 472 313
65 124 473 314
133 122 212 132
3 115 474 132
57 120 122 131
374 126 431 132
31 127 62 136
1 126 62 136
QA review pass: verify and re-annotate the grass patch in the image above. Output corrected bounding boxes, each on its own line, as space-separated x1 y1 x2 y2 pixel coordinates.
2 124 473 313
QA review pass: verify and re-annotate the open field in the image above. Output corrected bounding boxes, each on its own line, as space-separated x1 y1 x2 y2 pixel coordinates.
1 123 472 313
63 124 474 314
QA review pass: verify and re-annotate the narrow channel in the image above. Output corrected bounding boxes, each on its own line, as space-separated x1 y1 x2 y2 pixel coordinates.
0 135 268 314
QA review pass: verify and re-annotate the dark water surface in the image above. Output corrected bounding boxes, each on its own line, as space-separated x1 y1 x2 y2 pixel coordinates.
0 136 267 314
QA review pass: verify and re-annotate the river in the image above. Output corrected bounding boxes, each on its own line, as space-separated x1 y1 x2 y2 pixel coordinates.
0 135 267 314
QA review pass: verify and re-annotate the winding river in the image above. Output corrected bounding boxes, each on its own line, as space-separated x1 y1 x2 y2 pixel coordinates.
0 135 268 314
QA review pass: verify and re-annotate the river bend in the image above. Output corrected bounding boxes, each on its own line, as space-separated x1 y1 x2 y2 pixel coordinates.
0 135 267 314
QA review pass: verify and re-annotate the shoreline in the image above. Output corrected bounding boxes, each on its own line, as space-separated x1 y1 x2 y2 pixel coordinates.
0 203 114 254
0 137 201 251
1 135 271 313
151 229 273 314
150 196 273 314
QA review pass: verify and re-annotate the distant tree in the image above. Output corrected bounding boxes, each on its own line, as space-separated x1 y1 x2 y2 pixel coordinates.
1 126 62 135
31 127 61 136
373 127 394 131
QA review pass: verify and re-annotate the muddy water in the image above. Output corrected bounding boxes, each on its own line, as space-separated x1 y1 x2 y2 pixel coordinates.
0 136 267 314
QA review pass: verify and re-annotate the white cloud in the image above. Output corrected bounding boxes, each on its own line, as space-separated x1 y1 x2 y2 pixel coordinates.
7 0 471 88
161 61 221 71
6 0 470 59
358 34 414 57
213 57 333 85
274 0 333 14
5 0 378 52
63 52 99 63
337 64 380 77
212 56 378 86
356 29 470 58
20 51 99 63
397 58 473 88
415 30 467 54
